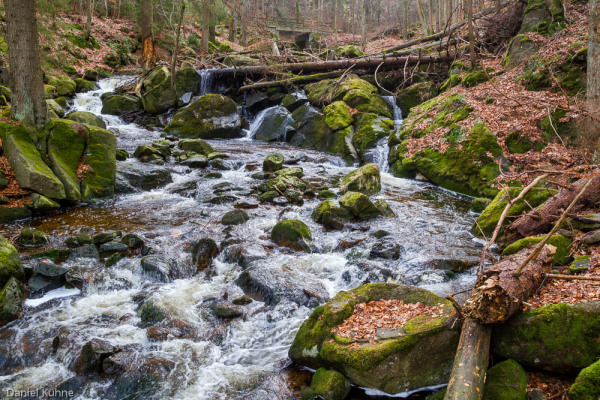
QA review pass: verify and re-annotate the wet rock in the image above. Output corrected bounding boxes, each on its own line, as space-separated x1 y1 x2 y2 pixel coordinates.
340 163 381 196
302 368 351 400
258 191 281 203
282 92 308 112
210 195 238 204
285 189 304 204
208 152 227 160
222 243 267 268
28 260 68 298
232 295 253 305
69 244 100 260
191 238 219 272
99 241 129 257
205 172 222 179
0 206 31 224
101 95 143 115
0 235 25 288
210 158 230 170
72 338 122 374
134 144 165 164
65 111 106 129
483 359 527 400
471 197 492 213
116 163 173 191
369 240 403 260
32 248 72 264
569 359 600 400
312 200 351 231
324 101 353 131
179 153 209 168
105 253 124 268
140 66 177 114
246 91 272 114
93 232 118 245
222 210 250 226
374 199 395 218
164 94 242 139
18 228 49 247
29 193 61 213
234 200 260 209
271 220 312 251
318 189 338 199
372 230 390 239
116 149 129 161
396 81 437 114
289 283 460 393
427 257 478 273
141 256 173 283
275 167 304 179
253 106 295 142
178 138 214 156
0 277 25 325
139 300 168 327
492 301 600 374
210 304 243 319
263 152 285 172
339 191 380 219
76 232 92 245
122 234 145 249
174 64 201 98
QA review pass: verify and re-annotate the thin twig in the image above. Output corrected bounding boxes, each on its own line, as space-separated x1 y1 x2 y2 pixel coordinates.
546 274 600 282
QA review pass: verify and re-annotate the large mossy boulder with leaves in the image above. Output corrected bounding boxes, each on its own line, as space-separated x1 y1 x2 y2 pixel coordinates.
396 81 437 116
289 283 460 394
139 66 178 114
164 94 242 139
388 93 504 198
0 235 24 326
491 302 600 374
519 0 564 35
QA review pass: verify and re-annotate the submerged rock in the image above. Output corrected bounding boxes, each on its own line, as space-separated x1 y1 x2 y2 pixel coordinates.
221 210 250 226
164 94 242 139
253 106 295 142
271 220 312 251
72 338 122 374
191 238 219 272
288 283 460 394
116 163 173 192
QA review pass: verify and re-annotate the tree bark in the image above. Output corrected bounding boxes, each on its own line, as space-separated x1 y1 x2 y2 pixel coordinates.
85 0 93 39
171 2 186 90
467 0 477 66
588 0 599 103
444 318 491 400
503 174 600 245
141 0 155 69
239 71 356 92
5 0 47 127
201 0 211 53
463 246 555 324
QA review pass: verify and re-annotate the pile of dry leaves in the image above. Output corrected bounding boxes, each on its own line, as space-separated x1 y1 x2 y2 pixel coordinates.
332 300 443 340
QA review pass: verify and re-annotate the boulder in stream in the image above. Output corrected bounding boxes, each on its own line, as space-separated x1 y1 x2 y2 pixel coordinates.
191 238 219 272
288 283 460 394
65 111 107 129
252 106 295 142
0 277 25 325
164 94 242 139
221 210 250 226
178 139 214 156
569 359 600 400
116 163 173 192
0 235 25 288
302 368 351 400
340 163 381 196
338 191 380 219
271 220 312 251
311 200 351 231
263 152 285 172
140 66 177 114
101 95 143 115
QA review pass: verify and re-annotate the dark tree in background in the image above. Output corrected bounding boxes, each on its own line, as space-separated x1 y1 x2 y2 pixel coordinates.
4 0 47 127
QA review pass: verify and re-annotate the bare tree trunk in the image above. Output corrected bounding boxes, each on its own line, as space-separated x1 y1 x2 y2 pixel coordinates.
361 0 369 51
85 0 93 39
466 0 476 66
417 0 430 34
171 2 185 90
201 0 211 53
589 0 600 104
141 0 155 69
5 0 47 127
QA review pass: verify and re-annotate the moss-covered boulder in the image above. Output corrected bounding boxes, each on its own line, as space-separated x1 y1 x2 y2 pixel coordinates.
101 95 143 115
271 220 312 251
80 127 117 201
0 207 32 224
339 191 380 219
324 101 353 131
289 283 460 394
29 193 61 212
311 200 351 231
440 74 462 92
140 66 178 114
18 228 48 247
396 81 437 115
340 163 381 196
343 89 392 118
0 277 25 325
519 0 564 35
504 34 539 69
501 234 572 265
263 153 285 172
335 45 364 58
352 113 393 159
302 368 351 400
491 302 600 374
174 64 201 97
569 359 600 400
474 187 557 237
221 210 250 226
178 139 214 156
65 111 106 129
0 122 66 200
48 75 76 98
164 94 242 139
252 106 295 142
462 70 490 88
483 360 528 400
0 235 24 288
47 99 65 119
74 78 96 93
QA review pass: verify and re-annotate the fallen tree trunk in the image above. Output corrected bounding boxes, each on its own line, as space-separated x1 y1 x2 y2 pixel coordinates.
444 318 491 400
211 54 456 78
382 0 513 54
463 246 555 324
238 71 354 92
502 174 600 245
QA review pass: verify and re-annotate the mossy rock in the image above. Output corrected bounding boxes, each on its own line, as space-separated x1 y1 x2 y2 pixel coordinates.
29 193 61 213
483 360 528 400
569 359 600 400
178 139 214 156
0 277 25 325
352 113 392 158
311 200 351 231
271 220 312 251
491 301 600 374
48 75 76 98
174 66 201 97
342 90 392 118
304 74 378 107
462 70 490 88
18 228 48 247
74 78 97 93
140 66 178 115
164 94 242 139
474 187 557 237
0 207 31 224
101 95 142 115
504 34 539 69
335 45 364 58
340 163 381 196
139 300 168 327
505 130 543 153
396 81 437 115
539 109 578 146
289 283 459 394
569 255 591 274
471 197 492 213
0 122 66 200
80 127 117 202
65 111 106 129
263 153 285 172
501 234 572 265
338 191 380 219
305 368 351 400
324 101 353 131
440 74 462 92
0 234 24 288
46 99 65 118
221 210 250 226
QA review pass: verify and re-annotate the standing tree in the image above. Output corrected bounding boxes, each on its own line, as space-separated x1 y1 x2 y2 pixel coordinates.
4 0 47 127
201 0 211 53
171 1 186 89
141 0 156 69
589 0 599 104
466 0 476 67
85 0 93 39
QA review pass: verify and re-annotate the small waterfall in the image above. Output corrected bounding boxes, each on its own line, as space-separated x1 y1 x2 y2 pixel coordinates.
243 105 281 140
199 69 216 95
383 95 404 130
373 137 391 173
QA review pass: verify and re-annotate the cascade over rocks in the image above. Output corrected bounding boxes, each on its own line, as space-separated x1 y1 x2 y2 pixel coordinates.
289 283 460 394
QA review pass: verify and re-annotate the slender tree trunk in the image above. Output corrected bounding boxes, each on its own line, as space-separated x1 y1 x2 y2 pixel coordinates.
5 0 47 127
171 2 185 90
141 0 155 69
467 0 476 66
361 0 369 51
201 0 211 53
589 0 600 104
417 0 430 35
85 0 93 39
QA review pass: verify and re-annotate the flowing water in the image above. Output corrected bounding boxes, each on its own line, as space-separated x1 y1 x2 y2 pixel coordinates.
0 77 482 399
